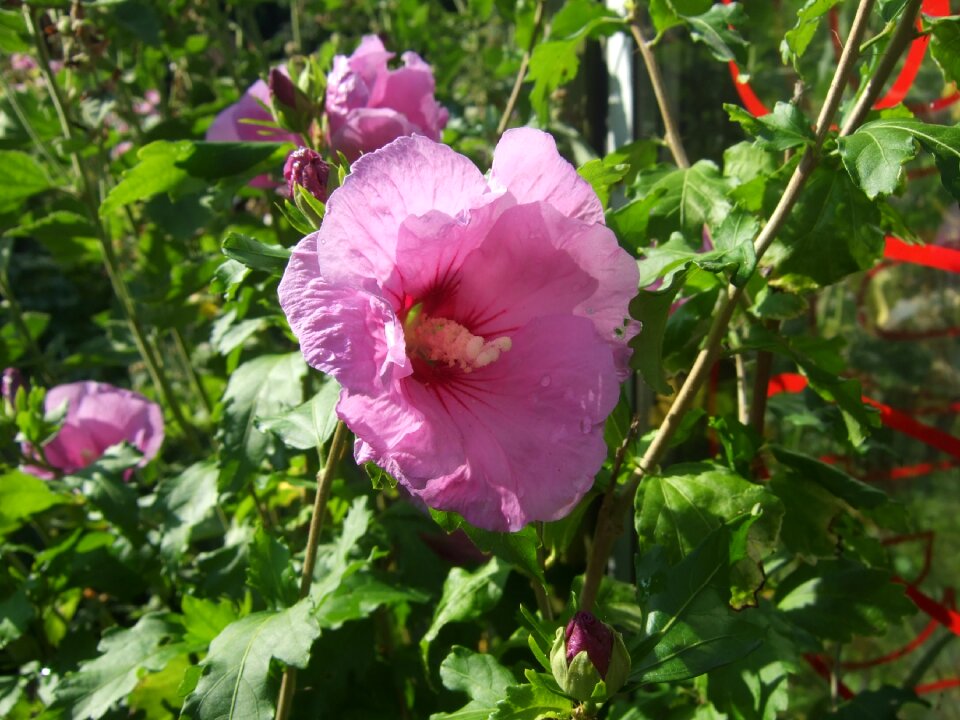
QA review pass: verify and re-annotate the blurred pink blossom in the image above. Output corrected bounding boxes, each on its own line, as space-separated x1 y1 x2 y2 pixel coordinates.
24 381 164 478
278 129 638 531
206 73 301 187
325 35 448 161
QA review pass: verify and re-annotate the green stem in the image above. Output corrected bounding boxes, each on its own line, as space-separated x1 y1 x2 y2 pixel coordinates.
496 0 545 136
172 327 214 416
0 73 64 176
275 420 351 720
290 0 302 53
24 7 201 452
629 15 690 169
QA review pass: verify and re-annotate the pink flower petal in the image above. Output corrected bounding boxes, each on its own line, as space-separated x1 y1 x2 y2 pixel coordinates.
342 315 617 531
376 58 443 139
490 128 605 226
315 135 490 289
325 36 448 158
206 80 299 144
329 108 416 162
279 234 410 395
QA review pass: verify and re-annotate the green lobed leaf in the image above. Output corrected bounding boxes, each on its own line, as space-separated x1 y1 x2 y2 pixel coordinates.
218 353 307 491
0 150 53 213
725 102 815 151
634 463 784 608
155 460 219 562
67 445 145 542
0 589 33 650
421 558 510 663
490 683 573 720
780 0 843 65
256 377 340 451
526 41 580 124
181 596 239 648
839 122 919 198
577 158 629 209
430 508 543 583
632 515 764 683
311 497 376 605
762 165 883 289
52 614 184 720
928 15 960 86
246 528 298 610
607 187 668 254
100 140 291 216
180 600 321 720
685 3 749 65
775 557 914 642
711 210 759 286
770 446 889 509
642 160 732 242
315 574 428 629
648 0 712 35
429 646 516 720
628 268 688 394
0 469 67 537
0 9 31 52
839 118 960 202
221 232 291 275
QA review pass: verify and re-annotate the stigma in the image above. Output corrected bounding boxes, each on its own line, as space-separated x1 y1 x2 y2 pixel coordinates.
410 316 512 373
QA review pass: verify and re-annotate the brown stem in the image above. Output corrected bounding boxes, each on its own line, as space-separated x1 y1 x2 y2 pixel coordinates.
275 420 350 720
579 0 877 612
496 0 546 136
840 0 924 136
629 17 690 169
748 349 774 435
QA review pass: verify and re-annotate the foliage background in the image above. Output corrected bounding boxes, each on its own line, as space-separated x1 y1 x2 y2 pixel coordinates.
1 0 959 718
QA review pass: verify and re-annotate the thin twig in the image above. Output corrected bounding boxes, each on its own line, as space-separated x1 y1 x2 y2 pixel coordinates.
580 0 877 612
496 0 545 136
732 336 750 426
841 0 924 136
629 16 690 168
275 420 350 720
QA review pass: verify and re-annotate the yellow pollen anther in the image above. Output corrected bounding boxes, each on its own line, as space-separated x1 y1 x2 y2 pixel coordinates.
411 317 511 372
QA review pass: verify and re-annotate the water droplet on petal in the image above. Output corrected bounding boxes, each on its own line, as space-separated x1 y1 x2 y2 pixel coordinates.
540 375 551 387
580 417 592 434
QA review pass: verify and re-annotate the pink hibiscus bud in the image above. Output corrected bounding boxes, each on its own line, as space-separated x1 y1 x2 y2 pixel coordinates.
325 35 449 161
23 381 164 479
284 146 329 203
278 128 640 532
550 611 631 701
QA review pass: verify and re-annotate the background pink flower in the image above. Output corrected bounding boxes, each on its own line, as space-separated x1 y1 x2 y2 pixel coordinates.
206 74 301 188
325 35 449 161
25 381 164 478
279 129 638 531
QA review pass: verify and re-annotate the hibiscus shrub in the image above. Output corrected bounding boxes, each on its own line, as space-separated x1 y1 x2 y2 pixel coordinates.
2 1 959 719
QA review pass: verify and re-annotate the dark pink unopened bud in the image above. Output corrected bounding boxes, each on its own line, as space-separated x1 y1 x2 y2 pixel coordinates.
565 611 614 678
283 147 329 203
268 68 300 112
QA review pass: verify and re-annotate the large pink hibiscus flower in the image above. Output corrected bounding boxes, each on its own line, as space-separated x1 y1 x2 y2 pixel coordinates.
278 129 638 531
